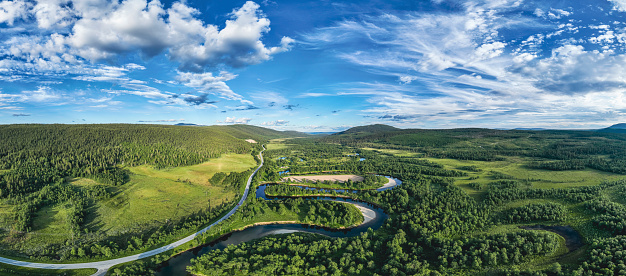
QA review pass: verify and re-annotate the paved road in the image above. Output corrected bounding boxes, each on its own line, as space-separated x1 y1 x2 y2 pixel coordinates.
0 146 265 276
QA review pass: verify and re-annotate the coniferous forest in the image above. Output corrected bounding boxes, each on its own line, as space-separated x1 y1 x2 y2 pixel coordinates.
1 124 626 276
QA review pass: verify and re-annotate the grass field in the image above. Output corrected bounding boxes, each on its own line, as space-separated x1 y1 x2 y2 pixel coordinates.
128 153 256 186
266 139 295 151
0 153 257 260
361 147 422 157
0 263 95 276
423 157 625 199
89 153 255 234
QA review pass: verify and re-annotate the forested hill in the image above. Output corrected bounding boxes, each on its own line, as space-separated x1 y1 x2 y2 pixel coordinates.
0 124 293 197
335 124 400 135
597 123 626 133
322 126 626 174
218 124 309 140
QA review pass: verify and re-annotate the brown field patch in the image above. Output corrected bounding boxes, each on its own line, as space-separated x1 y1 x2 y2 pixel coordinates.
283 174 364 183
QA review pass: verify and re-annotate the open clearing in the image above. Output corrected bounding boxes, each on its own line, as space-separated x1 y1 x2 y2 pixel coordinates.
0 153 257 256
284 175 365 183
128 153 255 186
89 153 256 233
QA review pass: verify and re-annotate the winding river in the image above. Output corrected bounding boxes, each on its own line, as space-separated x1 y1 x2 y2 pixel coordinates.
155 178 401 275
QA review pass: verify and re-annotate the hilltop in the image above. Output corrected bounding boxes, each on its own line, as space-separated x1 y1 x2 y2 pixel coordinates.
597 123 626 133
334 124 400 135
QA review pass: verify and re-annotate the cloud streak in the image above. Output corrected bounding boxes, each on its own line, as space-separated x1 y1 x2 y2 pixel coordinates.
301 0 626 128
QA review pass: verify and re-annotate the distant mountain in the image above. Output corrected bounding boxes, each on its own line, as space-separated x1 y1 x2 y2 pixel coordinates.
607 123 626 129
175 123 198 126
335 124 400 135
597 123 626 133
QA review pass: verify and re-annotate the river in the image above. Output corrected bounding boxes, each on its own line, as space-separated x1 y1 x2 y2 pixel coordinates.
155 177 400 275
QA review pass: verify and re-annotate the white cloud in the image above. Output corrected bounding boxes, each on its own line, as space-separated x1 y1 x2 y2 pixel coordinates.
474 41 506 60
124 63 146 70
0 0 30 25
105 87 170 99
21 86 62 102
609 0 626 12
2 0 292 74
218 117 251 124
302 1 626 128
547 8 571 20
175 71 242 101
399 75 417 84
261 120 289 126
33 0 74 29
169 1 294 71
68 0 170 60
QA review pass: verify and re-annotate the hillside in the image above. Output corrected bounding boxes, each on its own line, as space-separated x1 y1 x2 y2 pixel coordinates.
217 124 309 141
0 124 305 263
598 123 626 133
334 124 399 135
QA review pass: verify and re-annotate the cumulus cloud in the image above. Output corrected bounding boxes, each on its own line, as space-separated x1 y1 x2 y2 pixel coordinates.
609 0 626 12
33 0 74 29
68 0 170 60
1 0 292 76
217 117 251 124
399 75 417 84
0 0 30 25
61 0 293 70
170 1 294 71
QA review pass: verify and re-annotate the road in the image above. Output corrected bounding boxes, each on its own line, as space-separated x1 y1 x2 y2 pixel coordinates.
0 146 265 276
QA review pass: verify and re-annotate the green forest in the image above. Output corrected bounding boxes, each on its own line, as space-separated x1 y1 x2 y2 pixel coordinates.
2 124 626 276
185 125 626 276
0 124 290 264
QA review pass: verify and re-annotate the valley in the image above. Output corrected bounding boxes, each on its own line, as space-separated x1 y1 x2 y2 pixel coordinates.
0 124 625 275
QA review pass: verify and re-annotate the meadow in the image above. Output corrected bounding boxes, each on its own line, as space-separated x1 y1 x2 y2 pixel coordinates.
0 153 256 262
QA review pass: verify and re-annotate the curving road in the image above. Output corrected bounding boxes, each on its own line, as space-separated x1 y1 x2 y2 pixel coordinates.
0 146 266 276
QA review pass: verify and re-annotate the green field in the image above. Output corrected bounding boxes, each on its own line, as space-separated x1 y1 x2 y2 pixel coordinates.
128 153 256 185
0 153 256 261
424 157 625 199
0 263 95 276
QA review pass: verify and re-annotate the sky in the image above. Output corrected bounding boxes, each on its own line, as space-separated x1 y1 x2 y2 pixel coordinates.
2 0 626 131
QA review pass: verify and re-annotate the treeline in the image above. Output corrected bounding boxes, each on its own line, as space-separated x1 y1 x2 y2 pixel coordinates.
528 158 626 174
1 197 238 261
320 126 626 174
8 183 109 233
500 203 567 223
187 179 563 276
2 167 254 261
585 199 626 235
209 171 251 192
574 235 626 275
437 231 560 269
0 124 255 198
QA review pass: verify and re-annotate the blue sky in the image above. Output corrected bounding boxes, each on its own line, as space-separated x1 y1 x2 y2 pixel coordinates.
2 0 626 131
